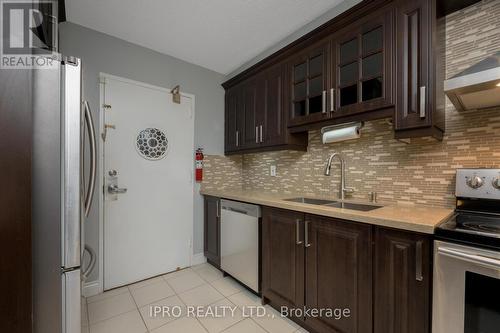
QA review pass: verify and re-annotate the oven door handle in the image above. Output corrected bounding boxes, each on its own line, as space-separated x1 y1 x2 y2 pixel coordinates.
438 246 500 270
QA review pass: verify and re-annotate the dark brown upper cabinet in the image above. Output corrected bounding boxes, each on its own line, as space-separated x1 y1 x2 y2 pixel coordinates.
224 64 307 155
287 41 331 128
224 83 243 153
204 196 221 267
260 64 308 151
225 80 258 153
223 0 446 149
242 78 259 148
394 0 445 140
330 6 394 117
259 64 283 146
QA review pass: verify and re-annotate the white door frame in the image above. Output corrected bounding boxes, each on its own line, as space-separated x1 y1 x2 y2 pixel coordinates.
96 73 196 294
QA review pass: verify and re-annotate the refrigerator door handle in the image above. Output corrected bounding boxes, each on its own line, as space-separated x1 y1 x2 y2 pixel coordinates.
84 101 97 217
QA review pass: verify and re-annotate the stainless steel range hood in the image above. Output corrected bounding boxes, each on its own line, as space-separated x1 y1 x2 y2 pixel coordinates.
444 51 500 111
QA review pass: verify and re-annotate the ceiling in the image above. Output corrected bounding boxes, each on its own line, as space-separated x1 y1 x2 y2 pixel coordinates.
66 0 346 75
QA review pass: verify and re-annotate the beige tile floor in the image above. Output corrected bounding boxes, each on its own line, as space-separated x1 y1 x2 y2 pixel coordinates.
82 263 308 333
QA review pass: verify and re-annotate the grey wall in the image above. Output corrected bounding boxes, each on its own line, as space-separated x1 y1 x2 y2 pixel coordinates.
226 0 362 79
59 22 226 283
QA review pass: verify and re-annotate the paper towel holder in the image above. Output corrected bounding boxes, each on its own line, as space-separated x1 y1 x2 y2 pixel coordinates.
321 121 364 144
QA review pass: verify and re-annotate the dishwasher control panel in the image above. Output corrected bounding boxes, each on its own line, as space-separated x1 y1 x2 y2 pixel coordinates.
220 199 261 218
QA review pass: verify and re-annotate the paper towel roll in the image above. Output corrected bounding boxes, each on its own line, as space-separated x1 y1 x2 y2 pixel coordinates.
321 123 362 144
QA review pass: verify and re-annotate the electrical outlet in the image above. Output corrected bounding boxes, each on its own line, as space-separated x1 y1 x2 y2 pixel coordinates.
270 165 277 177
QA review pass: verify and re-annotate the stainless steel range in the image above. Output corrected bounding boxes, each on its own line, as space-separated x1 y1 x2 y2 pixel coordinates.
433 169 500 333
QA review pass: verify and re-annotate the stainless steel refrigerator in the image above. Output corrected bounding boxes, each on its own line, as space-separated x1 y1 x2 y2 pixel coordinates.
32 56 97 333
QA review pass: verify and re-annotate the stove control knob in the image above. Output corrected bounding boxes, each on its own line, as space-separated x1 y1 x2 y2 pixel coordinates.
467 176 484 189
493 177 500 190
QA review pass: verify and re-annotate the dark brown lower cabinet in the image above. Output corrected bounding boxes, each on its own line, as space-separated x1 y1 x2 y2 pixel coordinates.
261 206 433 333
262 207 305 310
305 215 372 333
262 207 373 332
374 227 432 333
204 196 221 267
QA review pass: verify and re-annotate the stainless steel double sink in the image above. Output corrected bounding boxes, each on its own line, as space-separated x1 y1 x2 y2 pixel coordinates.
283 197 382 212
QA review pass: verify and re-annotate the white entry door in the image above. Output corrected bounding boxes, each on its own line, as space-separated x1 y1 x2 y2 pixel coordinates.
103 76 194 290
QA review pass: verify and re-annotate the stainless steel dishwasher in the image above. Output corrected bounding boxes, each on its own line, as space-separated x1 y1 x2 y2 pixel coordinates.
220 199 261 293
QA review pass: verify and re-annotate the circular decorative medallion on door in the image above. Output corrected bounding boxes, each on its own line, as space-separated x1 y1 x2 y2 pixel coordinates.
136 128 168 160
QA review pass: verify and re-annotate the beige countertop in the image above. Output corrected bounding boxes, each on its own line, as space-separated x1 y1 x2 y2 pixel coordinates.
200 188 454 234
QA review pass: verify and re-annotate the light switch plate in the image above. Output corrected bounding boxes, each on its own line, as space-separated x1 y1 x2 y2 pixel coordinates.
270 165 277 177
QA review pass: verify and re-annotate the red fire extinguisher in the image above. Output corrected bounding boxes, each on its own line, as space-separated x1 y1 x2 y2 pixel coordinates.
195 148 204 182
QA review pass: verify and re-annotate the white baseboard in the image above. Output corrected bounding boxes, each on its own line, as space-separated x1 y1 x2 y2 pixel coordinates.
82 280 102 298
191 252 207 266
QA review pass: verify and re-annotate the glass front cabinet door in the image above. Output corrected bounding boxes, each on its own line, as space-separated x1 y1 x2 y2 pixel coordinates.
287 42 330 127
331 7 394 117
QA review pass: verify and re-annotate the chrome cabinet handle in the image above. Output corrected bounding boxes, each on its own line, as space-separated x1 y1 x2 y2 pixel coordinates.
108 184 127 194
416 240 423 281
322 90 327 113
84 101 97 217
260 125 263 143
304 220 311 248
330 88 335 112
420 86 426 118
236 130 239 147
296 219 302 245
216 200 220 218
256 126 259 143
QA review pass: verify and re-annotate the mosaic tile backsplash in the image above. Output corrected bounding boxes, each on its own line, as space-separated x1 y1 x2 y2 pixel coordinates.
202 0 500 209
202 154 243 190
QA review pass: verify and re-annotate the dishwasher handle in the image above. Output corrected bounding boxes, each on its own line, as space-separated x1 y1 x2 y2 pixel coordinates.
220 199 261 218
223 207 249 215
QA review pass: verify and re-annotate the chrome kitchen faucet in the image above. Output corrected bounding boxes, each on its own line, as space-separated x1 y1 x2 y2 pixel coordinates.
324 152 355 201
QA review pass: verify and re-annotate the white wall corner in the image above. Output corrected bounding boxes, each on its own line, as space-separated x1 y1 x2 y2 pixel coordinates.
191 252 207 266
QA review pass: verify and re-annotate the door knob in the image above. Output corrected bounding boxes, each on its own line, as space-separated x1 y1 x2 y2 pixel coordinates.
108 184 127 194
